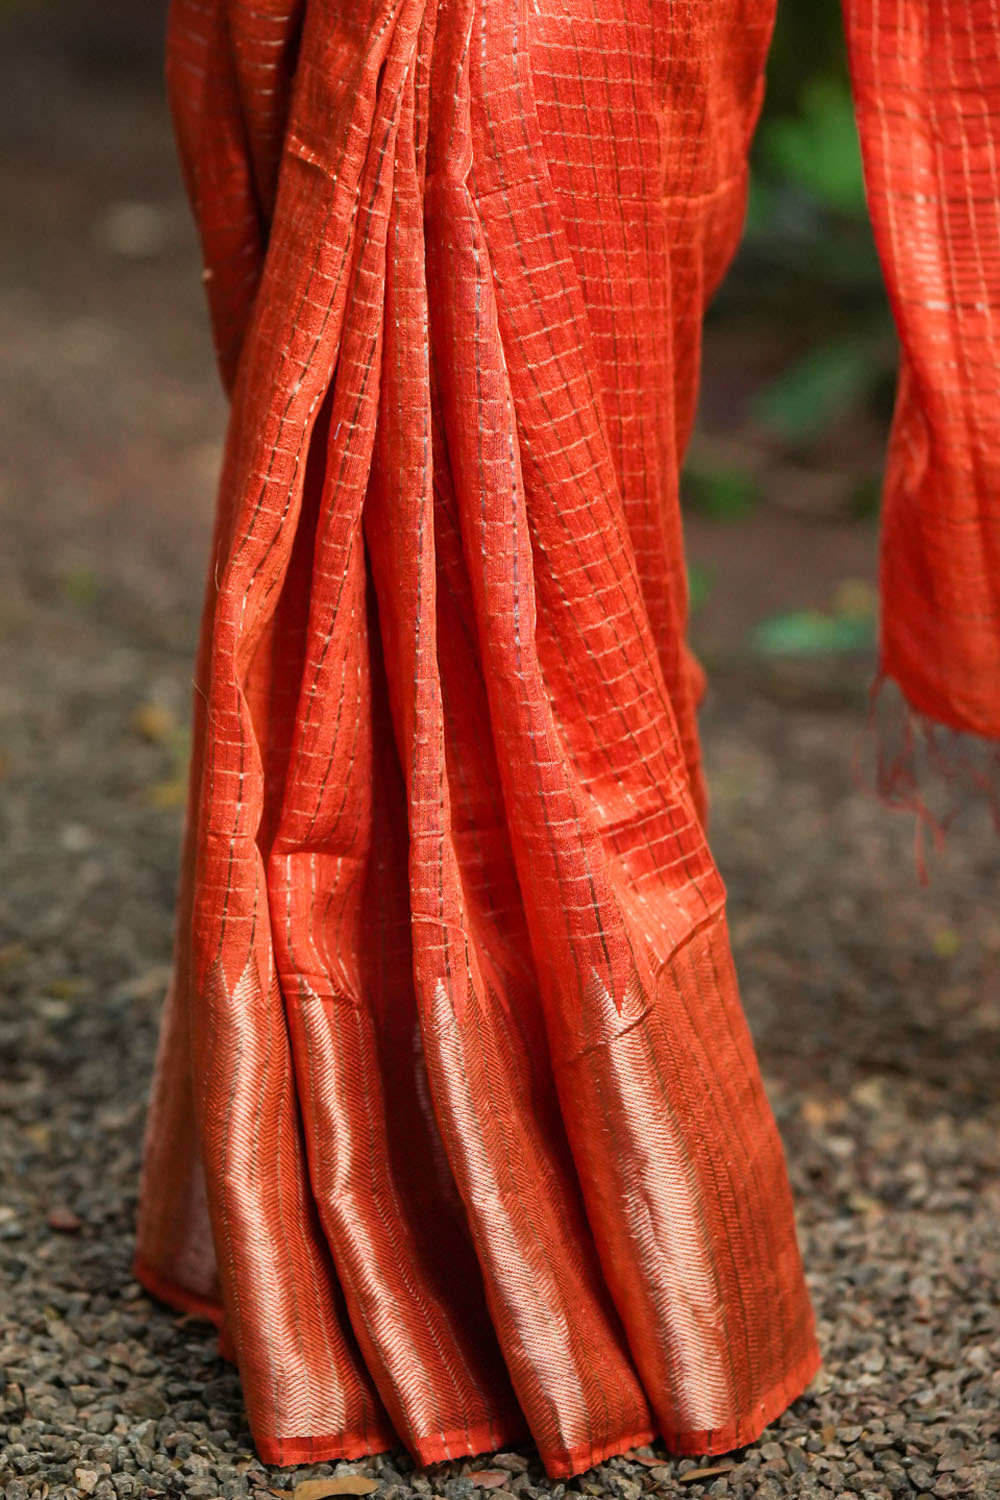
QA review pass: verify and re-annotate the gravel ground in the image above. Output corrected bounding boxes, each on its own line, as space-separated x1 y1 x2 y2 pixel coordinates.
3 11 1000 1500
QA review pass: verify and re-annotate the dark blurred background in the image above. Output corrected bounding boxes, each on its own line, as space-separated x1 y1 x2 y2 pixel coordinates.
2 4 999 1499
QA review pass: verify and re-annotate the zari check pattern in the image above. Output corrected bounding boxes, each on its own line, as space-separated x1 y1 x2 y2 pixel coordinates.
135 0 1000 1477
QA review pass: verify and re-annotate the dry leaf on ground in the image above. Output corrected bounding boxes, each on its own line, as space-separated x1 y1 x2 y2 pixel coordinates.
678 1463 734 1484
293 1478 380 1500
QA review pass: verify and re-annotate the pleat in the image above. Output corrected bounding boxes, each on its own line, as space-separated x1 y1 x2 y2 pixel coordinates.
137 0 446 1463
135 0 311 1316
426 0 819 1452
165 0 304 390
361 1 657 1472
226 0 308 219
265 4 531 1461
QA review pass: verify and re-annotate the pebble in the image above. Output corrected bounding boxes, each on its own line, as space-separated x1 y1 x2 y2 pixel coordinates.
492 1457 530 1475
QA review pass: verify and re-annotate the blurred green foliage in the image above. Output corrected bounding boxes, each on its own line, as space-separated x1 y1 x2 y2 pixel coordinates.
695 0 896 473
749 334 877 446
683 460 760 522
745 5 881 298
747 0 894 423
685 1 895 653
751 609 875 656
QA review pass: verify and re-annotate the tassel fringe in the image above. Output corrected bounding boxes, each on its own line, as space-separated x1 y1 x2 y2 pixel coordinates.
856 673 1000 882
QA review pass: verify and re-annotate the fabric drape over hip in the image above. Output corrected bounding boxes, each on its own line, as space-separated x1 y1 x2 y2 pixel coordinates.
134 0 1000 1477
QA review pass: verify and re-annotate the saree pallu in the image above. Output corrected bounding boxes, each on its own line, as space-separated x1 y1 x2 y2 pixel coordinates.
134 0 1000 1476
843 1 1000 761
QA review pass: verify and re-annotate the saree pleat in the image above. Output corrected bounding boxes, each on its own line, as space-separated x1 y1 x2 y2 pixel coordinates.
423 0 817 1456
263 10 532 1461
366 14 659 1469
125 0 916 1475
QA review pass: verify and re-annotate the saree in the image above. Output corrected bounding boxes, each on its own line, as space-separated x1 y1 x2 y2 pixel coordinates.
133 0 1000 1476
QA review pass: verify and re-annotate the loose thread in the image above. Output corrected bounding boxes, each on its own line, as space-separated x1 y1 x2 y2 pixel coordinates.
854 672 1000 882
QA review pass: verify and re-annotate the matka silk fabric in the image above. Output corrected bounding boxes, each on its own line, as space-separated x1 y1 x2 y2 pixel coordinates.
133 0 1000 1477
844 1 1000 752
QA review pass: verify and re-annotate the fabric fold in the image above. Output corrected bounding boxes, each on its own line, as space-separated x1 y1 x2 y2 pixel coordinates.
136 0 823 1476
837 0 1000 841
426 0 817 1453
368 0 659 1470
844 0 1000 753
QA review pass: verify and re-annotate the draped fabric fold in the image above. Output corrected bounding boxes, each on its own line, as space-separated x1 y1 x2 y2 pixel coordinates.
126 0 991 1475
843 1 1000 814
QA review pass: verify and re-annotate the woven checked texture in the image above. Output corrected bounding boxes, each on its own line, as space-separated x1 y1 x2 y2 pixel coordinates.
843 2 1000 835
134 0 1000 1477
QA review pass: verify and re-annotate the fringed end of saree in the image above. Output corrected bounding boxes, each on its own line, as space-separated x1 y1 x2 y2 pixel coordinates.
856 672 1000 882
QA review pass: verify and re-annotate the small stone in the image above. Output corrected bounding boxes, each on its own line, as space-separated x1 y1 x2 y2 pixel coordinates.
788 1445 810 1473
120 1388 167 1421
490 1458 530 1476
47 1206 83 1233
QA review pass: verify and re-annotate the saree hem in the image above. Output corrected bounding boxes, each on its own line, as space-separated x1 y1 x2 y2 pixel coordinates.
209 1349 822 1473
134 1251 821 1474
254 1424 528 1471
657 1340 822 1459
132 1251 223 1330
132 1251 238 1363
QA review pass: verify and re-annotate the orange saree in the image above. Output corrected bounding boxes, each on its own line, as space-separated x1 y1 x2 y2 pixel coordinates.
133 0 1000 1476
